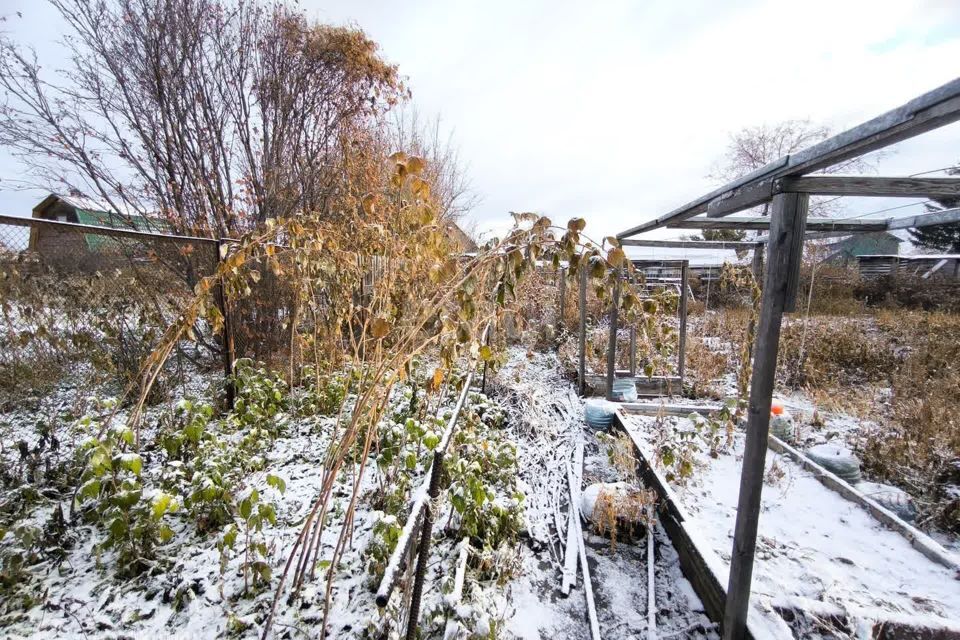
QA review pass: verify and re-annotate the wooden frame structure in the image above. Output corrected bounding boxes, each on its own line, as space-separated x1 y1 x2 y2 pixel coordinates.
576 259 690 399
616 77 960 640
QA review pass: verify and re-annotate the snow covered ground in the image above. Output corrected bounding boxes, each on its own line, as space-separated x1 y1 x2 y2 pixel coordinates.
621 412 960 634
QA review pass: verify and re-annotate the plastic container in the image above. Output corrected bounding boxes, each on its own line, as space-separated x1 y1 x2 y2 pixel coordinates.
611 379 638 403
584 399 617 430
806 443 862 484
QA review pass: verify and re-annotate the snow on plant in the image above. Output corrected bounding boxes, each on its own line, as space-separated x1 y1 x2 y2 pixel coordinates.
122 152 666 637
75 414 179 577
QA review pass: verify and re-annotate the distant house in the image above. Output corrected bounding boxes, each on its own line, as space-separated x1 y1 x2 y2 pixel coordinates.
28 193 167 270
443 221 478 253
824 232 902 265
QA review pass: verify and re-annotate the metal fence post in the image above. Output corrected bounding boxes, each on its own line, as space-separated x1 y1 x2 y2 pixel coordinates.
578 268 587 396
214 239 236 410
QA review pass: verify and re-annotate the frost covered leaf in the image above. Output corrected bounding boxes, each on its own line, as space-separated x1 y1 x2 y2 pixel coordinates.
118 453 143 476
266 474 286 494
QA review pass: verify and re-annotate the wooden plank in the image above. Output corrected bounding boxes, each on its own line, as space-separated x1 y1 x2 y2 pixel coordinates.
767 435 959 571
678 262 689 388
723 192 803 640
619 402 722 417
584 374 682 398
667 216 885 232
782 194 809 313
605 268 621 401
781 175 960 198
887 206 960 231
558 267 567 329
617 78 960 236
561 439 585 595
629 273 637 377
706 178 777 218
612 412 782 640
621 238 763 250
578 268 587 396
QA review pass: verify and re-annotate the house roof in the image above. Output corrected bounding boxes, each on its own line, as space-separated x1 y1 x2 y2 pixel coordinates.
32 193 169 251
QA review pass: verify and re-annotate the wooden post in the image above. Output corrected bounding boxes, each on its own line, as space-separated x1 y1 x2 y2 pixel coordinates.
558 266 567 330
678 262 689 390
723 192 807 640
605 268 621 401
214 239 236 410
751 245 764 282
578 268 587 396
629 273 637 377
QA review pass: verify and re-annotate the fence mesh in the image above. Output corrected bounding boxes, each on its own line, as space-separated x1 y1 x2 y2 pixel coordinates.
0 216 220 412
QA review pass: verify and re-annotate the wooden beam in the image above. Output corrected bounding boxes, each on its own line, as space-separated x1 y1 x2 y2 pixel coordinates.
723 192 803 640
668 216 886 232
678 262 689 387
783 194 809 312
886 206 960 230
781 175 960 198
621 238 763 250
605 268 621 401
617 77 960 237
578 268 587 396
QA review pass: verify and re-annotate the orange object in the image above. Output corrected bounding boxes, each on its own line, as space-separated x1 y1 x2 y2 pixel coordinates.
771 401 784 416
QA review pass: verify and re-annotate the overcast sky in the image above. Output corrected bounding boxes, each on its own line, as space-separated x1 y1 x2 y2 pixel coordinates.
2 0 960 260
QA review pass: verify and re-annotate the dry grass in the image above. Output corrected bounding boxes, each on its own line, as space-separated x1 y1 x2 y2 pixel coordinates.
776 317 895 389
860 311 960 532
685 337 730 399
591 485 656 550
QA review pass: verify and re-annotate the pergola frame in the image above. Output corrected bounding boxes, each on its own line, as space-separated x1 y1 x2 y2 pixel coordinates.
615 77 960 640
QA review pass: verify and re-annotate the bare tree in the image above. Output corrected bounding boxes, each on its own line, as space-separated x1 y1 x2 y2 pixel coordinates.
701 118 878 238
386 106 478 222
0 0 405 238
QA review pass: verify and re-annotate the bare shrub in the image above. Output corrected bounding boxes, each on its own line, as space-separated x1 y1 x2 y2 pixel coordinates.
776 318 895 389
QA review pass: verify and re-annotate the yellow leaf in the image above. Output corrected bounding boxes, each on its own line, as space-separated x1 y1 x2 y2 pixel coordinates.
371 318 391 339
406 156 426 174
607 247 626 267
431 367 444 390
361 193 377 215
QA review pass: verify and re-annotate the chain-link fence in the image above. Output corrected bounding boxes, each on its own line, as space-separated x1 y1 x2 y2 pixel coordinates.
0 214 221 412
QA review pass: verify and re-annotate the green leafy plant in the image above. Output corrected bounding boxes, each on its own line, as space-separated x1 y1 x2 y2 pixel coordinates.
75 417 178 576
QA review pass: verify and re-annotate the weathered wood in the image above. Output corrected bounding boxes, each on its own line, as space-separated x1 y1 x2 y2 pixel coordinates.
706 178 778 218
558 267 567 330
781 175 960 198
568 459 601 640
447 537 471 606
750 246 764 282
612 412 777 640
887 206 960 231
618 78 960 236
723 192 803 640
620 238 763 250
771 596 960 640
584 374 682 398
668 216 885 232
620 402 722 417
578 268 587 396
561 439 584 596
782 194 809 313
605 268 621 401
647 507 656 639
678 262 689 388
629 273 638 377
767 435 960 571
